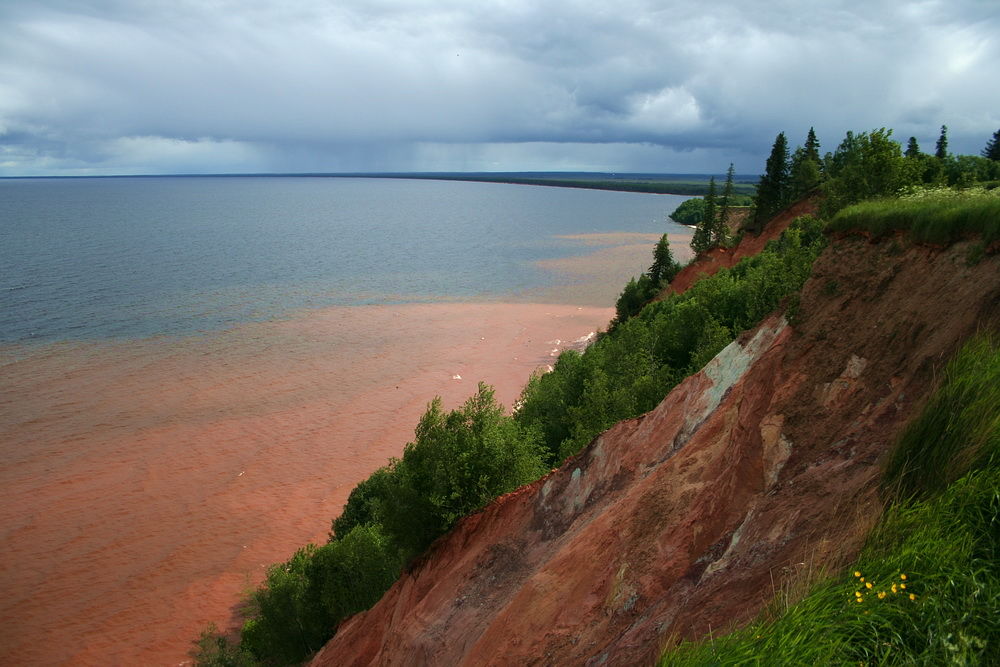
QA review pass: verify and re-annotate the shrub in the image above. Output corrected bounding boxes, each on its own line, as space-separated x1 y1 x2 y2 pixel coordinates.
335 383 546 558
669 198 706 225
379 384 546 555
821 128 923 215
518 215 826 462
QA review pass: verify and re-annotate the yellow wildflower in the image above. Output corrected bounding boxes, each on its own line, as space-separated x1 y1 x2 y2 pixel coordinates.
891 584 898 593
878 591 887 599
856 597 863 603
854 571 862 577
900 574 907 580
900 583 906 590
855 591 862 598
860 577 865 582
909 593 916 601
866 582 873 589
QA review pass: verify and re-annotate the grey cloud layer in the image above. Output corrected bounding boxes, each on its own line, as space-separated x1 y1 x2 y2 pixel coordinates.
1 0 998 174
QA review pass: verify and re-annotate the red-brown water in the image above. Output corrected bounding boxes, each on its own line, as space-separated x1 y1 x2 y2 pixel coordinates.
1 303 614 665
0 233 691 665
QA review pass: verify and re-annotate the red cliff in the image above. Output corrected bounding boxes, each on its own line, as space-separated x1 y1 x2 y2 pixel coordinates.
313 233 999 666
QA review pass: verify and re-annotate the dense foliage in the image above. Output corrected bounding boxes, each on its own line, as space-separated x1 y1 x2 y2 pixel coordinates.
821 128 923 215
690 176 717 254
648 234 683 287
984 129 1000 161
747 132 791 234
614 233 683 324
334 385 546 555
688 165 739 254
197 384 545 665
661 334 1000 666
668 197 706 225
519 215 827 463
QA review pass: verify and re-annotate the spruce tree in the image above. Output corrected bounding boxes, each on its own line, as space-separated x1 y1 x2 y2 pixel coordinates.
935 124 949 159
649 234 682 286
715 164 735 247
905 136 922 158
749 132 789 234
804 127 821 163
982 128 1000 161
690 177 717 255
789 147 821 198
703 176 717 246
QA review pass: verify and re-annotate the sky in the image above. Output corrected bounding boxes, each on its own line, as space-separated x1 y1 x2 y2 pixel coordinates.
1 0 998 176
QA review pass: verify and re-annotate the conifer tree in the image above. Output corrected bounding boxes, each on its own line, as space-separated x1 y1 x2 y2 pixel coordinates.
748 132 789 234
804 127 821 163
648 234 682 286
982 128 1000 161
703 176 717 245
690 177 716 255
788 128 823 199
935 124 949 159
715 164 735 247
905 136 922 158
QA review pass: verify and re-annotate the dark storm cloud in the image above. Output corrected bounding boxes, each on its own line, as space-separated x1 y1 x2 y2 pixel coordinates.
1 0 998 174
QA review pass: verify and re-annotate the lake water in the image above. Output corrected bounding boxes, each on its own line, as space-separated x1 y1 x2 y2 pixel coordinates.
1 176 690 344
0 177 691 665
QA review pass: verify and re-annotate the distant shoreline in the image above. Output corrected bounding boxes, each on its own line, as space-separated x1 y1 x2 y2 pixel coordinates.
0 171 758 197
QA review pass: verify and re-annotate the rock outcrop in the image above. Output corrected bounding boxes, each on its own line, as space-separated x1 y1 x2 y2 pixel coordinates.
313 234 999 666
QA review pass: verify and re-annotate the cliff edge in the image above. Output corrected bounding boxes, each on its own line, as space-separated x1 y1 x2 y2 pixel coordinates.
312 233 999 666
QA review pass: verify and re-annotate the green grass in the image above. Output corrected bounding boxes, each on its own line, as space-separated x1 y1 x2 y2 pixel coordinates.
884 334 1000 500
828 190 1000 245
660 334 1000 666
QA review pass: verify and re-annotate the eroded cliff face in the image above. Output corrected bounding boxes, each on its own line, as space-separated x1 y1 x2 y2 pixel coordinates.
313 234 1000 667
666 196 820 295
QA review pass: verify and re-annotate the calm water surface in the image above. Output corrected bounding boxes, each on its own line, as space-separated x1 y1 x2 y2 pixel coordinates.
1 176 690 343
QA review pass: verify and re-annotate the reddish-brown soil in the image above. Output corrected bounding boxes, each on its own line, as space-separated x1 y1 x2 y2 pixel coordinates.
313 234 1000 666
667 196 820 295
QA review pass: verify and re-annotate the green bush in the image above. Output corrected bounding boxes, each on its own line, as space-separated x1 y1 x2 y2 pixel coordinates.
307 525 402 628
190 624 255 667
378 384 546 555
822 128 923 215
236 524 402 665
240 545 328 665
518 215 827 462
330 465 394 541
231 383 544 664
669 198 706 225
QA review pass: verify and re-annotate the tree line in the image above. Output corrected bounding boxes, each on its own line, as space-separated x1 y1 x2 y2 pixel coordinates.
749 124 1000 234
673 125 1000 250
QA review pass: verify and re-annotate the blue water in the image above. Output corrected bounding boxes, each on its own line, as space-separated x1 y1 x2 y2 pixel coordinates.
1 176 690 343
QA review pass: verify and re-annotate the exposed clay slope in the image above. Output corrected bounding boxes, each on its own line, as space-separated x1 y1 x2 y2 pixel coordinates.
313 235 999 666
667 196 820 295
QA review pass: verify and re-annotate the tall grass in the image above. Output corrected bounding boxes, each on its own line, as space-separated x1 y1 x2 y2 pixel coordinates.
828 191 1000 245
660 334 1000 666
884 333 1000 499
